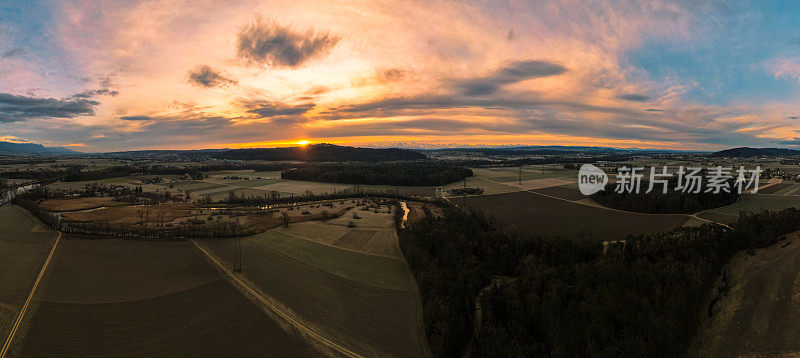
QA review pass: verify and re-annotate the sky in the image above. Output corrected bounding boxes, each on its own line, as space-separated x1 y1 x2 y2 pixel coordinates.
1 0 800 152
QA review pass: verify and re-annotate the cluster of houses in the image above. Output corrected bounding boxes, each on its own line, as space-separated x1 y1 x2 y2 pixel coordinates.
761 168 800 181
222 175 266 180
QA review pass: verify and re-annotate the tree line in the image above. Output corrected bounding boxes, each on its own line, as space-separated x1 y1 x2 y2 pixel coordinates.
281 162 472 186
591 178 739 214
399 206 800 357
12 188 242 240
215 143 426 162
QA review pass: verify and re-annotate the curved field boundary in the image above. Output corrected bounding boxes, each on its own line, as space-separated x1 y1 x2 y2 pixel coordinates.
477 176 734 229
0 232 60 358
191 240 364 358
690 197 742 229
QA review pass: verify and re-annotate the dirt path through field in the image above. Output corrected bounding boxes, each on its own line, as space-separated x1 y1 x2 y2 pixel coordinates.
191 240 363 358
0 232 60 358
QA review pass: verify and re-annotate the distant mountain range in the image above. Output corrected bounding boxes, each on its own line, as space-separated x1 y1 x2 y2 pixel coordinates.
215 143 426 162
710 147 800 158
0 141 75 154
5 140 800 159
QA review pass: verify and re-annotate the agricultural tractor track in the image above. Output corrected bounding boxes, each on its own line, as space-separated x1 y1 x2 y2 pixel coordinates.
0 232 61 358
191 240 364 358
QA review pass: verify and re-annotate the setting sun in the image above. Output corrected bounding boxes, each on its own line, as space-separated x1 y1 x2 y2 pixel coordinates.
295 140 311 146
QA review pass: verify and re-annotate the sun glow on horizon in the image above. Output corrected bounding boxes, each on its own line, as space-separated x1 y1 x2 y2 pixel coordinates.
295 140 311 146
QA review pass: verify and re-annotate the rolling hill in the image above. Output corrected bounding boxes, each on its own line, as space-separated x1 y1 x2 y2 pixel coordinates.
0 141 75 154
215 143 427 162
711 147 800 157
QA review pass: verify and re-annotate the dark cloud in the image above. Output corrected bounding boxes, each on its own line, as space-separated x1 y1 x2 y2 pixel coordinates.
775 137 800 146
188 65 237 88
117 111 236 138
70 76 120 99
313 91 775 148
327 94 639 119
455 60 567 96
383 68 405 82
0 93 98 123
238 99 314 118
236 19 339 67
645 108 664 112
119 115 153 121
617 93 651 102
507 30 516 41
1 48 26 58
99 76 115 89
71 88 119 99
142 116 233 131
789 116 799 120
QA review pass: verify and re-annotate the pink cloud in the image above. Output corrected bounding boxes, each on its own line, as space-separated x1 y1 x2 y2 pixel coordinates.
768 57 800 82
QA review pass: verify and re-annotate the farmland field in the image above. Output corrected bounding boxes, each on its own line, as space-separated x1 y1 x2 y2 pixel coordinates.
530 184 586 201
763 183 800 196
326 205 396 228
469 165 575 183
757 182 793 194
691 231 800 356
465 191 689 241
275 221 352 245
0 205 58 349
444 176 520 195
7 238 318 357
250 227 411 291
697 194 800 224
197 235 427 358
37 197 127 212
445 165 578 197
204 170 283 180
275 220 401 258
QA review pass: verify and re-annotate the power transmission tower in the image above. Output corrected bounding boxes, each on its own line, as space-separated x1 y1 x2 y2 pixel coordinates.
233 237 242 273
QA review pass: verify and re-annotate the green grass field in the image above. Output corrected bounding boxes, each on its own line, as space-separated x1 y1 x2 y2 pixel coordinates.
8 238 318 357
696 194 800 224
